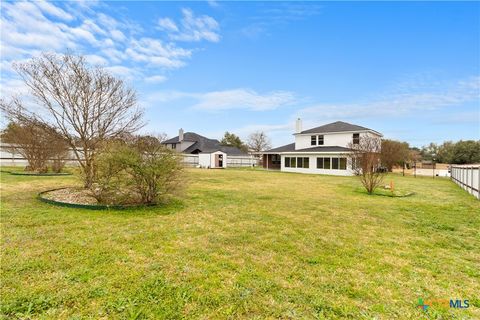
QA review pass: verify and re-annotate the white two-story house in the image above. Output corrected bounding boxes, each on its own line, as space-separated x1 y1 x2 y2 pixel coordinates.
262 120 383 175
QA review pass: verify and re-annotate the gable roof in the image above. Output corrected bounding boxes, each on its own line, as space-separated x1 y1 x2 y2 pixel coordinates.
264 143 351 153
162 132 212 144
162 132 248 155
299 121 381 135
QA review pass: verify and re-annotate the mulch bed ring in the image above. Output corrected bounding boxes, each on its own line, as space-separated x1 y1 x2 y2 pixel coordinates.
10 172 73 176
38 187 156 210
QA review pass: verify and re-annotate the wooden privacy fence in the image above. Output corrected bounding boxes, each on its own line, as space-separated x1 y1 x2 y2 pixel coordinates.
450 164 480 199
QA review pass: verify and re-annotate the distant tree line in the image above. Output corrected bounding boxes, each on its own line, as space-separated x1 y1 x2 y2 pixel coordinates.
420 141 480 164
380 139 480 171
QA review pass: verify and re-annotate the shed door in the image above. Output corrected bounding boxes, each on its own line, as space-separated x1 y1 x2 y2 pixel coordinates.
215 154 223 167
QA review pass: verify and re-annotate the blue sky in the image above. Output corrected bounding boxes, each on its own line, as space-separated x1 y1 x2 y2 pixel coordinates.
1 1 479 147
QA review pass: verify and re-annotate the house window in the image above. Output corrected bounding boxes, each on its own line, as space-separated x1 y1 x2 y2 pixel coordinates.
297 157 304 168
303 157 309 168
171 143 176 149
311 136 317 146
340 158 347 170
353 133 360 145
291 157 297 168
317 157 324 169
295 157 309 168
318 135 324 145
324 157 331 169
332 157 339 169
271 154 281 165
285 157 291 167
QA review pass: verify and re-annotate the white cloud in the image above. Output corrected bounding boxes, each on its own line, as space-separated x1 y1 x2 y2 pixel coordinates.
297 76 480 122
207 1 220 8
84 54 108 65
145 75 167 83
231 123 293 137
148 88 296 111
157 17 178 32
110 29 126 41
104 65 139 80
158 8 220 42
192 89 295 111
34 0 74 21
0 2 221 96
125 38 191 68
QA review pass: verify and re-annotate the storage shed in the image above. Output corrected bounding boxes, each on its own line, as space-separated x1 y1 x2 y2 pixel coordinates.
199 150 227 169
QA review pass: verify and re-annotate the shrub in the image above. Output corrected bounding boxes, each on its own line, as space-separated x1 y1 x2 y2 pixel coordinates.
1 120 69 173
93 137 184 205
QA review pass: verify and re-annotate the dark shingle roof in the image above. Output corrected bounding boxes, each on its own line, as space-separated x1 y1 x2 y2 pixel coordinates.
162 132 247 155
163 132 208 144
300 121 379 135
265 143 351 153
265 143 296 153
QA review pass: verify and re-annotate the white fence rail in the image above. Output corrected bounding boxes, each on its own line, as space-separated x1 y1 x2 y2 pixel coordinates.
226 155 258 167
180 154 258 167
1 144 258 168
450 165 480 199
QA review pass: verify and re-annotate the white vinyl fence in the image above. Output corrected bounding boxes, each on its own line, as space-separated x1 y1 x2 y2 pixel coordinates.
226 155 259 167
450 164 480 199
1 143 258 169
180 154 258 168
0 144 80 167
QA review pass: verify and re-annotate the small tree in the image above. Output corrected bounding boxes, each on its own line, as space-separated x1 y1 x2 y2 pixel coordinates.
348 135 385 194
420 143 439 162
380 139 410 171
1 120 68 173
247 131 271 153
1 53 144 188
220 131 248 152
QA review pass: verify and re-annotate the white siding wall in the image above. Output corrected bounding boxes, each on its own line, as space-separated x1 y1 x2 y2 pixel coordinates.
198 154 211 167
294 131 379 150
280 154 354 176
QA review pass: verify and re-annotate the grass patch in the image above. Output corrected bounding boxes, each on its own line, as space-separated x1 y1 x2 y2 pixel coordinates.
1 168 479 319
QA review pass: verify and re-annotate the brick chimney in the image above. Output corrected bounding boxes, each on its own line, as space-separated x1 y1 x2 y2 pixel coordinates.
179 128 184 141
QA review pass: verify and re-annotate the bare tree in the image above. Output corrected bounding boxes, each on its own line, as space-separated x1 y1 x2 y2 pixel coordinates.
348 135 385 194
1 120 68 173
247 130 272 153
1 53 144 187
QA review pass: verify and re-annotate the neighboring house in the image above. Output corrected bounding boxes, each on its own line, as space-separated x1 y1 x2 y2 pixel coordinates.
262 120 383 175
161 129 248 168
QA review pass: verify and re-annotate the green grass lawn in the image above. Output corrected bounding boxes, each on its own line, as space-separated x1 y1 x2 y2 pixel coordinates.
1 168 479 319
